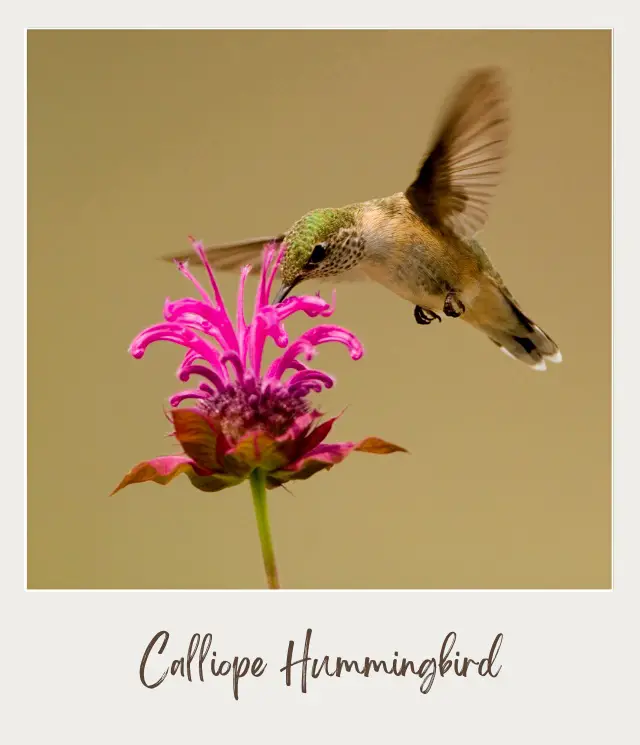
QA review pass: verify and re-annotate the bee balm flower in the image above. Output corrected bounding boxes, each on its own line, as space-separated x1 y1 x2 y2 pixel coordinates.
112 238 406 587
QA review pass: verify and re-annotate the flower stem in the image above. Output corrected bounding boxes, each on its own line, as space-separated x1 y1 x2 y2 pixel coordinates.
249 469 280 589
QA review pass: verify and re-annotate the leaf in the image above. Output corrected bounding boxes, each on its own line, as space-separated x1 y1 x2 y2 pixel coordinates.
275 410 323 459
110 455 200 495
355 437 408 455
186 470 245 493
223 430 289 475
110 455 244 495
296 411 344 457
267 458 336 487
267 442 355 487
266 435 407 488
171 408 226 470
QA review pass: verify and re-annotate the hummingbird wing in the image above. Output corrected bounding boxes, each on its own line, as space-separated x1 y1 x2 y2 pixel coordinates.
162 235 285 275
405 68 509 240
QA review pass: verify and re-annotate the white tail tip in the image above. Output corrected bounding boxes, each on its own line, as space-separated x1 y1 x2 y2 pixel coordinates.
500 347 517 360
531 359 547 371
546 350 563 364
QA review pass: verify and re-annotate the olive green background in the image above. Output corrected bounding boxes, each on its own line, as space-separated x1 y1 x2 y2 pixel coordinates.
27 30 611 589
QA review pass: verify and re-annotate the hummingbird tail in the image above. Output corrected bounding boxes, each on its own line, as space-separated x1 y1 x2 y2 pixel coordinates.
466 284 562 371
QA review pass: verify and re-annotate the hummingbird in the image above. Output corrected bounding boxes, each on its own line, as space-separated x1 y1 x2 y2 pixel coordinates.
167 68 561 370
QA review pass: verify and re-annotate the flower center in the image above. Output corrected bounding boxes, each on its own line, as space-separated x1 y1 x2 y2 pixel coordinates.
198 377 310 442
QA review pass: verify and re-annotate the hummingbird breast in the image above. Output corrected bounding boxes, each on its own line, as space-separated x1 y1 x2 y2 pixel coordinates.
358 194 480 310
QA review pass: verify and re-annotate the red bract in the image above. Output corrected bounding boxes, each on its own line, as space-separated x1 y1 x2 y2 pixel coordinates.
111 240 405 496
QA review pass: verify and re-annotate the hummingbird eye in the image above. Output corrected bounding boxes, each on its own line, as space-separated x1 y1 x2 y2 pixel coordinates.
308 244 326 265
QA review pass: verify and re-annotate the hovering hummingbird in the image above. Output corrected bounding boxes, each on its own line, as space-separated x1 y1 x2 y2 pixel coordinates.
167 68 561 370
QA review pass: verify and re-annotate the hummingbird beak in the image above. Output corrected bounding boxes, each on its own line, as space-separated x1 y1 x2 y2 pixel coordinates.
273 280 298 304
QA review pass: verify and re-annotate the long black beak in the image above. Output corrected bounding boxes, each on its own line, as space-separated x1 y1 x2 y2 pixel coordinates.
273 281 297 304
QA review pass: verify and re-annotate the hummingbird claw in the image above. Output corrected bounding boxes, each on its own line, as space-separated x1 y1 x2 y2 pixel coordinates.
414 306 442 325
443 292 466 318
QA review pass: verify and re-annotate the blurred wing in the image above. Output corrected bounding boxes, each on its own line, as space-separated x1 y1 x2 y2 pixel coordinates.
162 236 285 275
405 68 510 240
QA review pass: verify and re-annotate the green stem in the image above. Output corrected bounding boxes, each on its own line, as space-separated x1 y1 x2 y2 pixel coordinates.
249 469 280 590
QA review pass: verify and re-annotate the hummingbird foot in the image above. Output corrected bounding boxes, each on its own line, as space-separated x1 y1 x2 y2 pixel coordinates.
443 292 466 318
414 306 442 325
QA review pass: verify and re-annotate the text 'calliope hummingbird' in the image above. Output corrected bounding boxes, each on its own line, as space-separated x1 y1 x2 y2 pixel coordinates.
168 68 561 370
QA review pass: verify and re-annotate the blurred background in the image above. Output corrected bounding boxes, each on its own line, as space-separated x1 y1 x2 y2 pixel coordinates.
27 30 611 589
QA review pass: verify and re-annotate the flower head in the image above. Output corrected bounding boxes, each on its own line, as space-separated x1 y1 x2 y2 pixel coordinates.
112 239 405 496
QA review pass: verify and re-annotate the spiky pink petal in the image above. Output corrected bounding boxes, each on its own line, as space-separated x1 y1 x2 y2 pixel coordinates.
267 325 363 381
169 389 210 407
286 369 335 391
236 264 252 361
220 350 245 382
177 363 227 393
129 323 226 377
193 241 235 342
163 297 237 352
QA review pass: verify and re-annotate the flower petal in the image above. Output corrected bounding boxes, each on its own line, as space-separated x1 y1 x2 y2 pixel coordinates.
177 363 227 393
274 291 336 322
169 389 209 407
286 369 335 391
110 455 203 495
267 324 364 381
192 240 236 343
221 350 245 382
171 408 229 470
256 243 277 309
163 297 238 352
355 437 408 455
264 243 285 303
130 322 225 375
236 264 252 362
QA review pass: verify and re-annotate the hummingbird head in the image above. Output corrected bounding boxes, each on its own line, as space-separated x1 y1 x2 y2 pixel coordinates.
274 207 361 303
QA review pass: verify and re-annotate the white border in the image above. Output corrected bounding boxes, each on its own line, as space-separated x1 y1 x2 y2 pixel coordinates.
7 8 635 742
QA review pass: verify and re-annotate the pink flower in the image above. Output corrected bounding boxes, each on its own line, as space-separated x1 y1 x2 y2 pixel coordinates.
111 239 405 497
